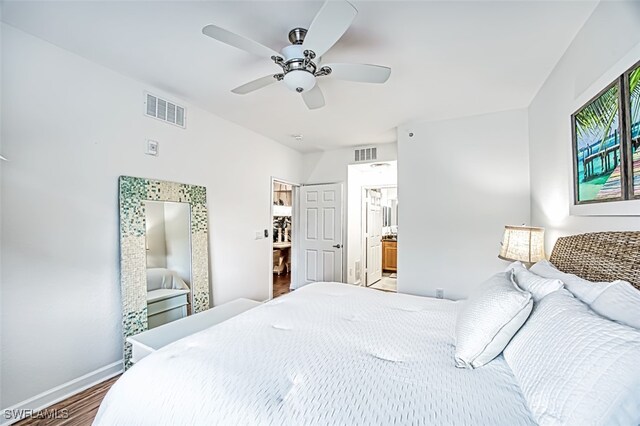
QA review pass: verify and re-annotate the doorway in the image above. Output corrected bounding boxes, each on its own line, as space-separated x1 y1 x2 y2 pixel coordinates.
365 186 397 292
346 160 397 292
272 180 296 299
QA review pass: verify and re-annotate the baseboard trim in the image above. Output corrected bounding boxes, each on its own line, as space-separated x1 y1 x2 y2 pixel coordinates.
1 360 123 426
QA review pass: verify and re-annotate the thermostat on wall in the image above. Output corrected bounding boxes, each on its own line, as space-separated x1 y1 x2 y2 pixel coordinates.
146 140 159 156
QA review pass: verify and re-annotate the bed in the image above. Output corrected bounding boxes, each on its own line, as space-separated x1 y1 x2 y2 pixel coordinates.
95 232 640 425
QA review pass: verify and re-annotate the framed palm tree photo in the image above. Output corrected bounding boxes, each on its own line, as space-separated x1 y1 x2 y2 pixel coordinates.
625 62 640 199
571 59 640 205
572 81 624 203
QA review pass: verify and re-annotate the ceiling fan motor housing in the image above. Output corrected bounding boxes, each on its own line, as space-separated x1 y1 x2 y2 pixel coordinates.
281 44 311 63
280 44 317 92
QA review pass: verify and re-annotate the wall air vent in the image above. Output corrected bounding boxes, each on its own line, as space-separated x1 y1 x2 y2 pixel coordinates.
145 93 186 128
354 147 377 162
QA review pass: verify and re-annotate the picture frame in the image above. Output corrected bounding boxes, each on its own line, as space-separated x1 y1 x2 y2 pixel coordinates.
571 58 640 206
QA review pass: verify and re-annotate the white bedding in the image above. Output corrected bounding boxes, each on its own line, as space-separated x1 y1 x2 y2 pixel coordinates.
146 268 189 292
95 283 535 425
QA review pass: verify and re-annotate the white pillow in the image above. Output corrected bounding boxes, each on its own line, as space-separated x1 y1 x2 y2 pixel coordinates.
530 259 611 303
531 260 639 328
591 281 640 329
454 271 533 369
503 290 640 426
504 260 526 272
512 267 563 302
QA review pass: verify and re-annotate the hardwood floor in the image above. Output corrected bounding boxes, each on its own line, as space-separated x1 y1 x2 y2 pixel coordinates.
273 273 291 298
14 376 119 426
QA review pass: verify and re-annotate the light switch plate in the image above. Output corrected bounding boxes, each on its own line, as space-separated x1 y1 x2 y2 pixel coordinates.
146 140 159 156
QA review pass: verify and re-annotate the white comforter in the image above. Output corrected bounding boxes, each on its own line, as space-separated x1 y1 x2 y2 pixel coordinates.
95 283 535 425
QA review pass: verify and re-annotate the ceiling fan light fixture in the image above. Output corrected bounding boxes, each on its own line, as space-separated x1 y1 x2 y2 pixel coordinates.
283 70 316 93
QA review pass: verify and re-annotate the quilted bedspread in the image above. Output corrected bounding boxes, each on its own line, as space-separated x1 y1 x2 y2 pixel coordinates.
94 283 535 425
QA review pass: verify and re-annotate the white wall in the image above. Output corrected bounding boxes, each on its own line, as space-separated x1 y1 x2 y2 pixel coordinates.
346 163 397 284
398 109 530 299
302 143 397 184
0 25 303 411
529 1 640 247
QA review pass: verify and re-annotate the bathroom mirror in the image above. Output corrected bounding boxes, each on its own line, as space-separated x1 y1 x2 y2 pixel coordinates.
381 187 398 230
119 176 210 368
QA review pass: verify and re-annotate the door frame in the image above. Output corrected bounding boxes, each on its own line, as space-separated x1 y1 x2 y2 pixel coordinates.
269 177 300 300
361 184 397 286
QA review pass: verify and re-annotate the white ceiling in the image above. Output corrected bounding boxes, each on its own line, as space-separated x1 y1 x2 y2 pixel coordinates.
2 1 597 152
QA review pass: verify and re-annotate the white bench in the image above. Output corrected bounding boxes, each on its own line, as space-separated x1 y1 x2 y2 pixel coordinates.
127 298 261 363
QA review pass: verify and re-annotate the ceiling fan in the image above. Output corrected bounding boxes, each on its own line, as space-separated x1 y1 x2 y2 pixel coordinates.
201 0 391 110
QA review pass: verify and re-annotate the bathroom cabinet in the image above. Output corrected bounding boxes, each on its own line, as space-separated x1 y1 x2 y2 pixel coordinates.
382 240 397 272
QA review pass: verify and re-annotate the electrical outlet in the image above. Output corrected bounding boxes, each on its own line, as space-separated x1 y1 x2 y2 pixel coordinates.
146 139 159 156
436 288 444 299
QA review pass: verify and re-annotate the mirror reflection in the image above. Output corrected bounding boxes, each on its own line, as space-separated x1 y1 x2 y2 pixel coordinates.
144 200 192 329
381 187 398 234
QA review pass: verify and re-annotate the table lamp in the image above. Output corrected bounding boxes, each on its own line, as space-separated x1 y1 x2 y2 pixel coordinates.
498 225 545 265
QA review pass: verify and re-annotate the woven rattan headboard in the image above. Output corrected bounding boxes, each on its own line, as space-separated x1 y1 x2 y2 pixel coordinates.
549 231 640 290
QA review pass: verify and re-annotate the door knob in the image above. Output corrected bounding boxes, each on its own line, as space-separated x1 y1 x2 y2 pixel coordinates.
332 244 343 249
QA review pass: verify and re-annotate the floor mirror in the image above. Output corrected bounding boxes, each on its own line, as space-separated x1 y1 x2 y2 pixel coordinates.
118 176 210 368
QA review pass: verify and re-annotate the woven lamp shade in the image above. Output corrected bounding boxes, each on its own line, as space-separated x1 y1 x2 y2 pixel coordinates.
498 225 546 263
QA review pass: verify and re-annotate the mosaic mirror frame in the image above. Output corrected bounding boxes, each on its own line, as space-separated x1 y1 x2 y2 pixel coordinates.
119 176 210 368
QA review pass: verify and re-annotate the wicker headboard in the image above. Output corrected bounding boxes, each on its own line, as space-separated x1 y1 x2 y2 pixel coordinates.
550 231 640 290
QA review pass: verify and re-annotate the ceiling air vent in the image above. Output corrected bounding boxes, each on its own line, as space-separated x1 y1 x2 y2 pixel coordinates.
145 93 186 128
354 147 377 162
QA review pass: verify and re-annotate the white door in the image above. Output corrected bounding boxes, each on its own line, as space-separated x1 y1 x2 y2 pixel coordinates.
366 189 383 285
298 183 343 286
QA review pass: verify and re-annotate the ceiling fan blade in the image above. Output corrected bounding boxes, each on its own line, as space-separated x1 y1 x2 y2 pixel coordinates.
202 24 279 58
301 84 325 110
302 0 357 58
323 63 391 84
231 75 278 95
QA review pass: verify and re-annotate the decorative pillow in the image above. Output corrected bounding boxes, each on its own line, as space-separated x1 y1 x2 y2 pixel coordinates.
503 290 640 426
530 260 639 328
512 267 563 302
530 259 610 303
454 271 533 369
